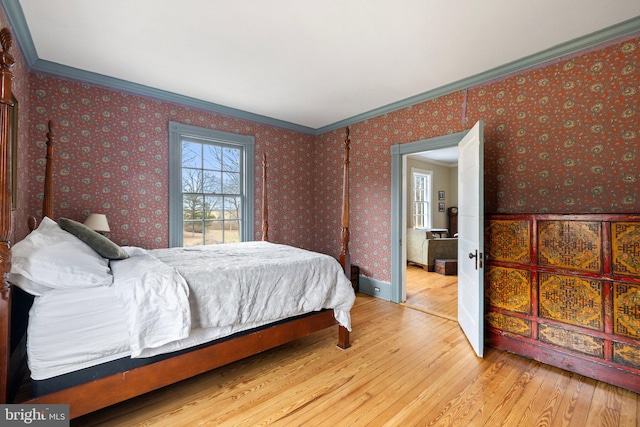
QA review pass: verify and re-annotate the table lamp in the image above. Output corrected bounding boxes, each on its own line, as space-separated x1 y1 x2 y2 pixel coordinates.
84 213 110 234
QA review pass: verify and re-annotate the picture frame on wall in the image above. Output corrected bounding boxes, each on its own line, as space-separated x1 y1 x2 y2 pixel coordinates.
438 190 445 200
438 202 445 212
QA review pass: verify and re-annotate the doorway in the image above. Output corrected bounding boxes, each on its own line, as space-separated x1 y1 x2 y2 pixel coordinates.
389 131 467 304
390 122 485 356
403 148 459 320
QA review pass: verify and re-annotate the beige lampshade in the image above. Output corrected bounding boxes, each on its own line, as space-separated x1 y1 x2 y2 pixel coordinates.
84 213 111 233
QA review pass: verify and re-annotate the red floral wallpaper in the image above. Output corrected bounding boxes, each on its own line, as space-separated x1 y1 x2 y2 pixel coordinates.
5 2 638 285
469 40 639 214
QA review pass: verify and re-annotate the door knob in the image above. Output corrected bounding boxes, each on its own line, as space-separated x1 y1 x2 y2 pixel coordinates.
468 250 482 270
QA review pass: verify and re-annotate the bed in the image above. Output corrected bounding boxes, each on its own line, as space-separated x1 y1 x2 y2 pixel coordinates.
0 28 355 419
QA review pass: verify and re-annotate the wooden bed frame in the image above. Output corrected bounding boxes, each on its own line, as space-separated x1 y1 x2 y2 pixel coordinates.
0 29 352 419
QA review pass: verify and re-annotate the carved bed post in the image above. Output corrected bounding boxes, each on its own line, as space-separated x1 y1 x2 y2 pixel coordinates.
339 127 351 275
26 121 54 232
0 27 15 404
261 153 268 242
42 121 54 219
337 127 351 350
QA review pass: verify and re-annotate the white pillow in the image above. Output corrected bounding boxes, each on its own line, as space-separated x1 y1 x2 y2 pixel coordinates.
10 217 113 295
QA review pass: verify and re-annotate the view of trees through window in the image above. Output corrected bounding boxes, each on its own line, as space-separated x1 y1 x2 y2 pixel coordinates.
181 139 242 245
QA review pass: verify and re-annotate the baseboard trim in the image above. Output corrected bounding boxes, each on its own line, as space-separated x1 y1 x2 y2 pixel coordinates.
358 276 392 301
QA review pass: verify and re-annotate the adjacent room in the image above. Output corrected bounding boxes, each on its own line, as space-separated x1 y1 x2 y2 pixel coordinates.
404 147 459 320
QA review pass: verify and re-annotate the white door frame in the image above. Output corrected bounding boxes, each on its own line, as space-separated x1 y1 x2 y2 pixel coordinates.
390 130 468 303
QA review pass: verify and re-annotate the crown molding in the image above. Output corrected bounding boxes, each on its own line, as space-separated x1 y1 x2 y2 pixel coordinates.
2 0 638 137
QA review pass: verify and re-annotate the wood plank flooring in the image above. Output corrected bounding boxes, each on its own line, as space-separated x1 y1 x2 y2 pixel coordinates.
404 264 457 320
72 293 639 426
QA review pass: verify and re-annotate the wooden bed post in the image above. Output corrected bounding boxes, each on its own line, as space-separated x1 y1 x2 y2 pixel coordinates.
42 121 54 219
261 153 268 241
339 127 351 275
337 127 351 350
26 121 54 233
0 27 15 404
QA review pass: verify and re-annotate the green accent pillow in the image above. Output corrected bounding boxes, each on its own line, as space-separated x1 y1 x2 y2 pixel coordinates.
58 217 129 260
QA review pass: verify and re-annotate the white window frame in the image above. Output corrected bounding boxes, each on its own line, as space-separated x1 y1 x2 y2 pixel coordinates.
169 121 254 247
412 168 433 229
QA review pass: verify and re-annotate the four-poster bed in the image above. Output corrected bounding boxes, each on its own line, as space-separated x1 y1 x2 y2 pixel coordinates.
0 28 355 419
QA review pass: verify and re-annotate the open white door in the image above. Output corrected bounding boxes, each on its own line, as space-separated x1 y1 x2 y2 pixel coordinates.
458 120 484 357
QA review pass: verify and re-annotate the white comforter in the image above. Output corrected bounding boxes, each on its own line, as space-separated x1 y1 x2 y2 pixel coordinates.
110 247 191 357
112 242 355 357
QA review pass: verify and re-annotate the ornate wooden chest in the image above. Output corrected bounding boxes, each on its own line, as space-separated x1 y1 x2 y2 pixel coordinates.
485 214 640 393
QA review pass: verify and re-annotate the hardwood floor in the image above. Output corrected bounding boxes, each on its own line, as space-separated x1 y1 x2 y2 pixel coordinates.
73 294 639 426
404 263 457 320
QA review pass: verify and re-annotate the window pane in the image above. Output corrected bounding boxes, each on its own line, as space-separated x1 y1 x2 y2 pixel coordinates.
222 171 240 194
224 220 241 242
414 176 426 201
206 195 223 219
206 221 223 244
222 147 240 172
182 168 202 193
183 220 203 246
224 197 241 219
203 170 221 194
203 145 222 170
182 141 202 168
183 195 204 220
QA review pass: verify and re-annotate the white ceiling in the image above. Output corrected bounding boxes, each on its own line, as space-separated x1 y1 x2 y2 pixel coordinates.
409 146 460 166
14 0 640 130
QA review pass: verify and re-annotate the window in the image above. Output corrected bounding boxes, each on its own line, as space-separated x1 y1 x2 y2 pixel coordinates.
412 169 432 229
169 122 254 247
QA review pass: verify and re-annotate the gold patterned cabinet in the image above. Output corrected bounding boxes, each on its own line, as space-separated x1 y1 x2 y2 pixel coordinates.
485 214 640 394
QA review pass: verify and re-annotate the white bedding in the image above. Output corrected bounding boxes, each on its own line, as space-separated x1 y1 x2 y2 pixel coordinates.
110 247 191 356
28 287 131 380
151 242 354 331
27 241 355 380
